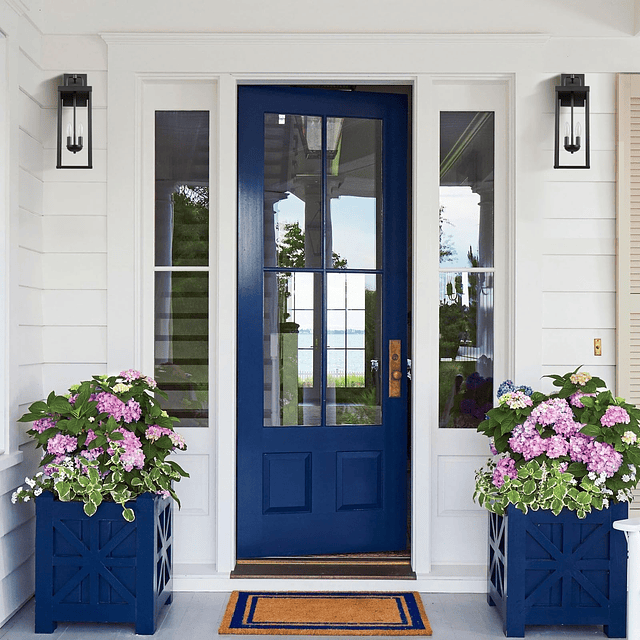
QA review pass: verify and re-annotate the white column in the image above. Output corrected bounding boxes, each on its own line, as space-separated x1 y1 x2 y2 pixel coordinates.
613 517 640 640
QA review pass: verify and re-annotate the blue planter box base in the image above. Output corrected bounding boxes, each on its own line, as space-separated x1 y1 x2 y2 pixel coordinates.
35 492 173 635
487 503 628 638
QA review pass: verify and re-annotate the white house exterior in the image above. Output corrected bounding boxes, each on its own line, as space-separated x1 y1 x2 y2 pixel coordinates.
2 0 640 626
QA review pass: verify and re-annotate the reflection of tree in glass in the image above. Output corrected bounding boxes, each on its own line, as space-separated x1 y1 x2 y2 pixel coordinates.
155 185 209 419
439 205 456 263
276 221 347 322
172 185 209 266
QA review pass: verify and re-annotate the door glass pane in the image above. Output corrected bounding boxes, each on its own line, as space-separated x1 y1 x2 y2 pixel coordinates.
327 117 382 270
439 112 494 269
264 114 323 269
154 272 208 427
263 271 321 427
438 271 494 428
326 273 381 426
155 111 209 267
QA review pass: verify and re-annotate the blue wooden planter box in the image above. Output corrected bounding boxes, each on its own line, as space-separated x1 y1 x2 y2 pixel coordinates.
35 491 173 635
487 503 628 637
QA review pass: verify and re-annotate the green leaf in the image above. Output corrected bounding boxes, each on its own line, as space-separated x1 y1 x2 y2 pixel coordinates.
523 480 536 495
83 501 97 517
122 508 135 522
551 499 564 515
567 462 587 477
579 396 595 408
580 423 601 437
49 396 72 414
90 491 102 506
109 431 124 441
507 490 520 504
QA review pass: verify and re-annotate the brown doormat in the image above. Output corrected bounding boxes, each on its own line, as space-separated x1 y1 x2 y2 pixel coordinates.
218 591 432 636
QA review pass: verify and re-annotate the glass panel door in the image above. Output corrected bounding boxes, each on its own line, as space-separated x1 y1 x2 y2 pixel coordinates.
237 86 409 558
262 113 383 428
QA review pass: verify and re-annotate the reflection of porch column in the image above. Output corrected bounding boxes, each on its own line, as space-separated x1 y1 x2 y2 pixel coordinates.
474 182 494 379
302 183 325 422
264 191 284 426
155 180 176 363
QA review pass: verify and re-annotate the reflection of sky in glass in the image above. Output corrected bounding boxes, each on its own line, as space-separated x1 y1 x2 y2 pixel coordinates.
274 193 305 245
439 186 480 268
330 196 376 269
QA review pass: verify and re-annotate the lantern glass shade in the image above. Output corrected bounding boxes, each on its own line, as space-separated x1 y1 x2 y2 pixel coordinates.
57 74 92 169
554 74 589 169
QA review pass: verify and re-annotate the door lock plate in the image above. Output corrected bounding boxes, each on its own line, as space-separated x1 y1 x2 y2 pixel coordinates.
389 340 402 398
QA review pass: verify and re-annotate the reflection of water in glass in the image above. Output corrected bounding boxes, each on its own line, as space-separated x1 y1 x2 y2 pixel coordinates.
298 330 365 380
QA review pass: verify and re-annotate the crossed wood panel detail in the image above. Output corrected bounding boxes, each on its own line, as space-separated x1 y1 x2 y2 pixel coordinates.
51 517 138 606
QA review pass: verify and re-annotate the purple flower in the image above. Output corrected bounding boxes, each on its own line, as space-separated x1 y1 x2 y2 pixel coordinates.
95 392 126 421
46 433 77 455
32 417 57 434
122 399 141 423
601 406 631 427
492 456 518 488
120 369 143 382
545 435 570 459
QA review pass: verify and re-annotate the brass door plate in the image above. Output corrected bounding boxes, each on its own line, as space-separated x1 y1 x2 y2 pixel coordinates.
389 340 402 398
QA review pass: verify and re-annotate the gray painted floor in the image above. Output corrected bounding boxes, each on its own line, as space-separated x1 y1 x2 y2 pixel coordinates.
0 593 626 639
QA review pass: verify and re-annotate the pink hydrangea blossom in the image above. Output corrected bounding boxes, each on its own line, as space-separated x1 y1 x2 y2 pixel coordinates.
499 391 533 410
508 419 547 460
569 392 596 408
32 417 57 434
586 440 623 477
96 392 126 420
120 369 143 382
492 456 518 488
123 399 141 423
530 398 573 427
545 435 570 458
601 406 631 427
47 433 77 456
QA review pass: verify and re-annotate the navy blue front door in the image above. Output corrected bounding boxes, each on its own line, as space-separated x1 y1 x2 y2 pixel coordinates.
237 86 408 557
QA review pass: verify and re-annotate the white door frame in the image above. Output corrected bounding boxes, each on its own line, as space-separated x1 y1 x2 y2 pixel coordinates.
104 36 514 587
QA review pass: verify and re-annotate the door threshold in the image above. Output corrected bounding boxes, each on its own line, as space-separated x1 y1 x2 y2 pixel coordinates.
231 554 415 580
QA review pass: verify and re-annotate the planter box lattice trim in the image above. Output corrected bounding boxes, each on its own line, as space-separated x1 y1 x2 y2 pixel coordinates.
488 503 628 637
35 491 173 635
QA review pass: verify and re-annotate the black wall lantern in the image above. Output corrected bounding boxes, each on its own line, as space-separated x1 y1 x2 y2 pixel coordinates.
554 74 590 169
57 74 92 169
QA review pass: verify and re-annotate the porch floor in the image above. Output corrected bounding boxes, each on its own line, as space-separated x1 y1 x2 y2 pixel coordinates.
0 592 632 640
0 592 626 639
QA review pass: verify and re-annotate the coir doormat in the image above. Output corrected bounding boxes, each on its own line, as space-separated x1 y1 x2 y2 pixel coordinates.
218 591 432 636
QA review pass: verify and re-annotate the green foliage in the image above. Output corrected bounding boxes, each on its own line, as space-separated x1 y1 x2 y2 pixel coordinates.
12 372 189 521
474 368 640 518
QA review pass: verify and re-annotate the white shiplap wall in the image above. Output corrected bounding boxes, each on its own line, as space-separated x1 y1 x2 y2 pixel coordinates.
0 0 42 624
40 36 108 393
540 73 617 392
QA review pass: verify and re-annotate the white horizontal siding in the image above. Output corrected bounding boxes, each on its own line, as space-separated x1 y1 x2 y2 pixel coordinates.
542 292 615 328
542 255 615 292
18 208 42 253
540 181 615 219
18 92 41 142
42 326 107 363
42 290 106 325
42 364 108 396
41 254 106 289
43 181 107 215
542 328 615 366
41 215 106 252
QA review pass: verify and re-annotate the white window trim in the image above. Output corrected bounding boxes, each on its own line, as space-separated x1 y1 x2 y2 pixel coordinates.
0 31 8 456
